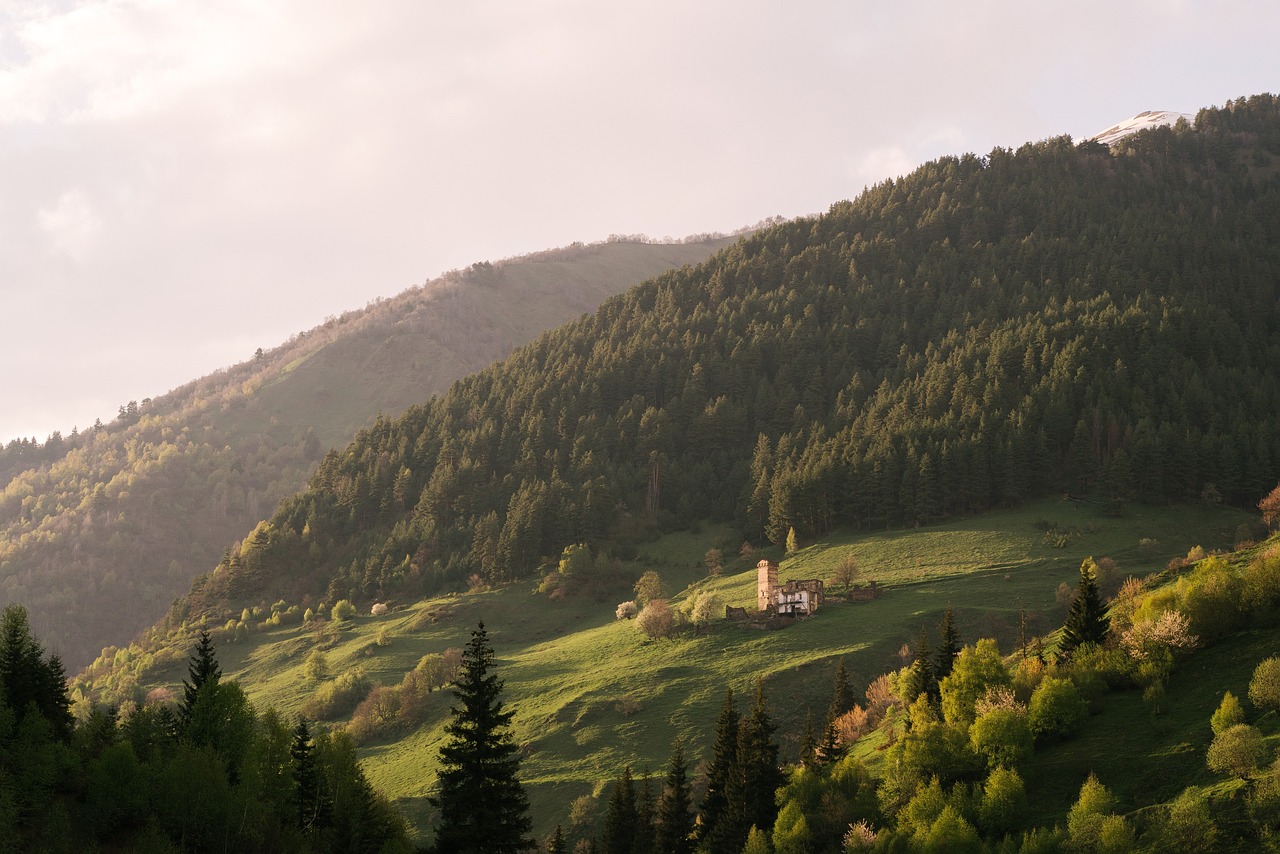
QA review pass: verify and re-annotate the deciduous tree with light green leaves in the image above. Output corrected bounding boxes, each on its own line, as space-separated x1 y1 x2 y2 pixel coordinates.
1249 656 1280 713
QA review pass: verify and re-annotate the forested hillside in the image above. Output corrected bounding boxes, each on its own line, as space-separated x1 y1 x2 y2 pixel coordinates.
0 237 734 669
167 95 1280 629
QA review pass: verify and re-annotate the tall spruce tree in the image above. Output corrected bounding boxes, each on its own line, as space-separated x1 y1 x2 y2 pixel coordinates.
431 622 534 853
829 658 855 720
914 626 939 704
546 825 567 854
654 739 693 854
601 765 637 854
0 604 72 739
179 630 221 726
709 680 782 854
695 687 738 849
738 680 783 839
1060 557 1110 658
800 709 819 769
935 606 961 680
291 716 330 833
635 773 655 854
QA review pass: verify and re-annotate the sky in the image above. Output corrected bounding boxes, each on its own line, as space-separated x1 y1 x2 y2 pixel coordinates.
1 0 1277 445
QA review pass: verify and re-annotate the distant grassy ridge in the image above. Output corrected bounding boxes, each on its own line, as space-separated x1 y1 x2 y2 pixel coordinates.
106 498 1252 841
1 236 733 670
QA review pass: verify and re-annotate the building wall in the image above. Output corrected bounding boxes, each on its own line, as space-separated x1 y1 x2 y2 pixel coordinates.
757 559 779 611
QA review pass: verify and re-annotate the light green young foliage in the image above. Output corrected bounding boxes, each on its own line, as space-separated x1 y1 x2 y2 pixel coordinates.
1066 773 1118 852
772 800 812 854
689 592 722 630
743 825 773 854
1027 677 1087 741
1157 789 1218 852
1206 723 1266 778
1249 656 1280 713
970 707 1033 769
303 649 330 683
899 777 947 837
1210 691 1245 736
940 639 1011 729
633 570 666 607
917 805 982 854
978 766 1027 838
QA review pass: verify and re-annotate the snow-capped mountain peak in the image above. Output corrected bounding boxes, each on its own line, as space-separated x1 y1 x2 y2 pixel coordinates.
1090 110 1195 145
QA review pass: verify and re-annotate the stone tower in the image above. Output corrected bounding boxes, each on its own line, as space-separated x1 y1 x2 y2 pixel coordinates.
757 559 779 612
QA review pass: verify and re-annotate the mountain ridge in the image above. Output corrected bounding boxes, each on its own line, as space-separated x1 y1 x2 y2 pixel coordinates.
0 235 736 668
156 93 1280 631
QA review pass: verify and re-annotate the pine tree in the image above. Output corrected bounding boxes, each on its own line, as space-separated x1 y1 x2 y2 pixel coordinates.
635 773 655 854
1060 557 1110 658
800 709 818 769
829 658 855 719
546 825 567 854
180 630 222 726
935 606 961 679
710 680 782 853
738 680 783 838
601 765 637 854
694 688 738 849
817 716 842 765
291 716 329 832
914 626 939 704
654 739 693 854
431 622 534 853
0 604 73 739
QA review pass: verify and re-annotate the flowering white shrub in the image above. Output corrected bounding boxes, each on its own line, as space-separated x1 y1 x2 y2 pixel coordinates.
1121 609 1198 659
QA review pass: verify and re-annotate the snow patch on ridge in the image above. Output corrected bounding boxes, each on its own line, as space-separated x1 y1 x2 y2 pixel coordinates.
1090 110 1195 145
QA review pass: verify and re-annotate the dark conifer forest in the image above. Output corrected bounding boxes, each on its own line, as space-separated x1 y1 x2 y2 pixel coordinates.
174 95 1280 625
0 604 411 851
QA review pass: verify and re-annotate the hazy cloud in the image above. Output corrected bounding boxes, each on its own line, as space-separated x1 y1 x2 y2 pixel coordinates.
1 0 1277 442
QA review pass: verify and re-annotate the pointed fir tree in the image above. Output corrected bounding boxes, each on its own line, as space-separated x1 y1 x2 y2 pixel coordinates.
654 739 694 854
0 604 73 739
546 825 567 854
180 629 222 726
738 679 783 838
431 622 534 853
1018 601 1029 660
601 765 637 854
710 680 782 854
935 606 961 680
799 709 819 769
695 687 738 850
829 658 855 720
1060 557 1110 658
914 625 939 705
291 716 330 832
817 715 842 766
635 772 656 854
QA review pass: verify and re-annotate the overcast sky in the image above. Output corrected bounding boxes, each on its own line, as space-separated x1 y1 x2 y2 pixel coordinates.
1 0 1276 444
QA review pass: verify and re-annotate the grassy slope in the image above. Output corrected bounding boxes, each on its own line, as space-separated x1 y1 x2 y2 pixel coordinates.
135 498 1254 842
1019 623 1280 831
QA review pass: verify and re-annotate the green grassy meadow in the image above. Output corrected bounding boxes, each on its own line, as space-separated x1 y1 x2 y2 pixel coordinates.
141 498 1254 841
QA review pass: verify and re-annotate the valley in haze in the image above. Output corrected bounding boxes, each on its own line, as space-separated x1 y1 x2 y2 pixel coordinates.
0 235 736 670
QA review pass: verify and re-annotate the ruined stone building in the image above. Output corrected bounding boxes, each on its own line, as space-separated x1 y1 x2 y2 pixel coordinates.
756 559 824 617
